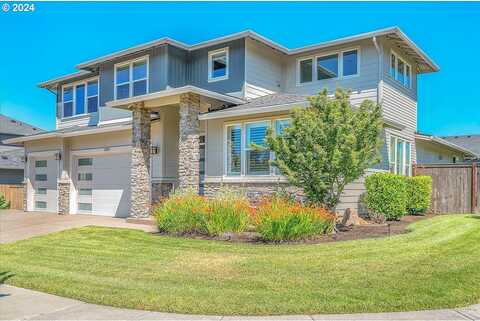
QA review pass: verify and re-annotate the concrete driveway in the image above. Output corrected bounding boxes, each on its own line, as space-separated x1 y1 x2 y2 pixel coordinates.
0 210 157 243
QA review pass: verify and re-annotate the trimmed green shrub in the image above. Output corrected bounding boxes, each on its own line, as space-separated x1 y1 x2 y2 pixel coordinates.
253 197 335 242
406 176 432 215
0 193 10 209
154 188 252 236
364 173 408 221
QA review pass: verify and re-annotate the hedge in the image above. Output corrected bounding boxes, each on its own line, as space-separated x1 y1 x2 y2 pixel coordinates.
364 173 432 221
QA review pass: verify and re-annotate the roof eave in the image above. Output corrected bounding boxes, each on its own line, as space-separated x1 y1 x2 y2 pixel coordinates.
416 134 478 157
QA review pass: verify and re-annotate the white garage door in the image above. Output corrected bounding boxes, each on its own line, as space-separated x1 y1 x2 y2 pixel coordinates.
75 153 131 217
32 157 58 213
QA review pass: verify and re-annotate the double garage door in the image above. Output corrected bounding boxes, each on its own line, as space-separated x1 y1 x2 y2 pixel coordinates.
73 153 131 217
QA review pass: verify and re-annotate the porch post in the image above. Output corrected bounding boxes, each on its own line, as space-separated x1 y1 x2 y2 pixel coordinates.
178 93 201 192
130 102 151 217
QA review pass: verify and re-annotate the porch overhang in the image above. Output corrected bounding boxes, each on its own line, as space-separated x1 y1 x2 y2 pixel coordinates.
2 122 132 145
105 85 245 110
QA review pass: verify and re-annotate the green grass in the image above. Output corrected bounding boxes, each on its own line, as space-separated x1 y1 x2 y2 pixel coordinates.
1 215 480 315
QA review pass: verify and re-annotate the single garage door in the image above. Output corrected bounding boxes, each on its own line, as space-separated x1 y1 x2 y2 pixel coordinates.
32 157 58 213
75 153 131 217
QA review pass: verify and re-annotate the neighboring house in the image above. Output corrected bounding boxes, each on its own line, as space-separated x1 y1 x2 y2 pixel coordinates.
0 115 42 184
5 27 439 218
416 132 479 164
442 135 480 159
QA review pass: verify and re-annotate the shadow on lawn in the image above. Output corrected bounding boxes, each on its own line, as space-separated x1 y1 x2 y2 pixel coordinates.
0 271 15 298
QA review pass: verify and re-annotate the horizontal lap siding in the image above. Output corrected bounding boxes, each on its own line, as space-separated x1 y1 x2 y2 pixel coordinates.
245 38 283 99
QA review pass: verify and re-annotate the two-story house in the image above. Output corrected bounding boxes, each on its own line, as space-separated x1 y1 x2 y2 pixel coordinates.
5 27 439 218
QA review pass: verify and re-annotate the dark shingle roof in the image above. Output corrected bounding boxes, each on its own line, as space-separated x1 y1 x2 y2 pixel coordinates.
0 147 24 170
0 114 42 136
442 135 480 156
208 93 309 114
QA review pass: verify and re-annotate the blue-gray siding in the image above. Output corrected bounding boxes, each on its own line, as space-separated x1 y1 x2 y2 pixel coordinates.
187 39 245 95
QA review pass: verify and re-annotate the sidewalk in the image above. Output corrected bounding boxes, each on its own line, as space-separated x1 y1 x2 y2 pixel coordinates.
1 285 479 320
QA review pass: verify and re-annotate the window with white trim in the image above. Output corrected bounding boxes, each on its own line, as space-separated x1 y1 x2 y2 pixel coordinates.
298 49 359 85
208 48 229 82
389 135 412 176
115 57 148 99
62 79 98 118
225 118 291 176
389 51 412 88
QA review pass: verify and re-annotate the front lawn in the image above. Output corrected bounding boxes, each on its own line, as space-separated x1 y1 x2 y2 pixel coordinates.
1 215 479 315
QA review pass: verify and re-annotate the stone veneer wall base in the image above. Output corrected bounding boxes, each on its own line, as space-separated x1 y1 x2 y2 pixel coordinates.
57 181 70 215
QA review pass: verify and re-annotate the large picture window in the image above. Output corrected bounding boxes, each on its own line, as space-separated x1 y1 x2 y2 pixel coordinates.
225 118 291 176
298 49 358 85
115 57 148 99
389 135 412 176
62 79 98 118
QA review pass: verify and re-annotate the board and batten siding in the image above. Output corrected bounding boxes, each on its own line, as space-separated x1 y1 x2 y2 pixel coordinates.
187 39 245 98
244 38 284 99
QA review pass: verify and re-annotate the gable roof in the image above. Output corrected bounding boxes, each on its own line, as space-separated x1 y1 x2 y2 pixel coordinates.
416 133 480 159
0 114 43 136
442 135 480 156
0 147 24 170
39 27 439 89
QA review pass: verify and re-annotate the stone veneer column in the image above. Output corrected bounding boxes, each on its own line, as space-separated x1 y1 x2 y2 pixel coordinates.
178 93 201 192
57 182 70 215
130 102 151 218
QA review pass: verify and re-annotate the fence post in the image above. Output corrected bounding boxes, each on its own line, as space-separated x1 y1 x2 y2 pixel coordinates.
472 163 478 213
412 164 417 177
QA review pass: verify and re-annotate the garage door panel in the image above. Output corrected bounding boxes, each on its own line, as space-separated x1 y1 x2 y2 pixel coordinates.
75 153 131 217
32 157 58 213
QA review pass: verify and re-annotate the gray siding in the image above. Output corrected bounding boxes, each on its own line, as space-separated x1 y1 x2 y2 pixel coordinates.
284 39 379 106
416 140 466 164
0 169 24 184
167 46 188 88
187 39 245 96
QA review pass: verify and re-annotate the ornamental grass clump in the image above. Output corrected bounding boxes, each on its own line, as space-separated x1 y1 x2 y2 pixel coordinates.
254 196 335 242
155 188 253 236
202 189 252 236
155 189 207 235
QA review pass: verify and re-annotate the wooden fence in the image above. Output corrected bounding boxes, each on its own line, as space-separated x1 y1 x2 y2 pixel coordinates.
413 163 479 214
0 184 24 210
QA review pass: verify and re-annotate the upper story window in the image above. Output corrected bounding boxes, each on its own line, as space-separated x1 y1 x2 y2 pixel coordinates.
389 135 411 176
389 51 412 88
115 57 148 100
62 78 98 118
208 48 229 82
225 118 291 176
298 49 359 85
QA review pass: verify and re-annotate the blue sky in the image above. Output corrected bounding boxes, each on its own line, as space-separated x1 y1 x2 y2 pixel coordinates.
1 1 479 135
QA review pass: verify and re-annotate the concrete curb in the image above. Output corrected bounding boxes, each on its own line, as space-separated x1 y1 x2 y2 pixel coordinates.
1 285 479 321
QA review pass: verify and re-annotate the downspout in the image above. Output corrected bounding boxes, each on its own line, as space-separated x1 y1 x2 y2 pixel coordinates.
372 36 383 105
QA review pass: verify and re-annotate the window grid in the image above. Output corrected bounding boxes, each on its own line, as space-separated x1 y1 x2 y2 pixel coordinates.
390 51 412 88
225 118 291 177
389 135 412 176
298 48 359 85
115 57 149 100
62 79 99 118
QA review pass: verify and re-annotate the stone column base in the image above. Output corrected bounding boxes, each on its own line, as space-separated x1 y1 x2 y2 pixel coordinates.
58 181 70 215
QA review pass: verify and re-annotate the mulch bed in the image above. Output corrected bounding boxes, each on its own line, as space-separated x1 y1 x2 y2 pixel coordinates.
155 215 433 245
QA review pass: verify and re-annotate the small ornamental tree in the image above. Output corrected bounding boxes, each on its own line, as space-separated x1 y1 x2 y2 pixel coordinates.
266 88 383 211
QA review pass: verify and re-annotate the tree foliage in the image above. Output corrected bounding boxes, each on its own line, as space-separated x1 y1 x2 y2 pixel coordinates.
0 193 10 209
266 88 383 210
